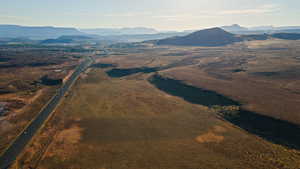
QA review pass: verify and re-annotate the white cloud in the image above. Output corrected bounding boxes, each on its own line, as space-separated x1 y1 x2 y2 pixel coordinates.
0 15 29 21
64 11 152 18
153 13 218 22
103 13 137 17
103 11 152 17
217 4 280 15
153 4 280 21
0 15 21 19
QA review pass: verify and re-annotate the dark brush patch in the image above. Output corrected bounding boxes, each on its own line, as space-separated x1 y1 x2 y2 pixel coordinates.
106 67 159 78
91 63 116 68
149 74 239 107
219 109 300 150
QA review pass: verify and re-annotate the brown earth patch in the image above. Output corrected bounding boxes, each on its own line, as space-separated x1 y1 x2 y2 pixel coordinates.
56 125 83 144
213 125 228 133
195 132 224 143
44 125 83 160
195 125 227 143
14 89 45 114
0 120 14 133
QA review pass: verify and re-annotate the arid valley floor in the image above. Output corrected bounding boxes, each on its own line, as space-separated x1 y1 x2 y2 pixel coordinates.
1 39 298 169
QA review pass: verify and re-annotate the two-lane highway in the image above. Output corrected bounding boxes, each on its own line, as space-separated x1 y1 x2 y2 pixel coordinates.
0 57 93 169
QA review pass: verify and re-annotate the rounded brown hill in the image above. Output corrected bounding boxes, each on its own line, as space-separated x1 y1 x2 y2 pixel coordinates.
157 27 242 46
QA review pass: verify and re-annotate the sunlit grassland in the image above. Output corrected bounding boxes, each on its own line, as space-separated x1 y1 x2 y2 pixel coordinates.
15 68 300 169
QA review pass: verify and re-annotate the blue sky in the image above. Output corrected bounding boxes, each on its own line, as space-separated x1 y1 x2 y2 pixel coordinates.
0 0 299 30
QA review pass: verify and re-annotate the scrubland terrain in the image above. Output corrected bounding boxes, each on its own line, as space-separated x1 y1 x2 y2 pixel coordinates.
12 39 300 169
101 40 300 125
14 68 300 169
0 45 89 155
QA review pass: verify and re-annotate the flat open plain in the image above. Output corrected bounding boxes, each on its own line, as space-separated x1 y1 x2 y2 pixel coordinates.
13 40 300 169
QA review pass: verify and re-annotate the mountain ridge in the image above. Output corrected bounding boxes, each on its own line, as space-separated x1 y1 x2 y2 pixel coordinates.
0 25 85 39
156 27 243 46
80 27 159 36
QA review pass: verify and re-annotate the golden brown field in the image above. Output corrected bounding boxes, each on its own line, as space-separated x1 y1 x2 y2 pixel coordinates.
100 40 300 125
0 45 83 155
6 39 300 169
14 49 300 169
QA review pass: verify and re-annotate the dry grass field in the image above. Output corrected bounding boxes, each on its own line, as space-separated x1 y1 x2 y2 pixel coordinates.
160 40 300 125
14 66 300 169
0 45 84 155
100 40 300 125
6 39 300 169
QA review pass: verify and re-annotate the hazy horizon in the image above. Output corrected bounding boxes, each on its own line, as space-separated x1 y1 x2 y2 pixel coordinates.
1 23 300 32
1 0 300 31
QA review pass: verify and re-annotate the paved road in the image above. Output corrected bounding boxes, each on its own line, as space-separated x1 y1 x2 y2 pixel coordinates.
0 57 93 169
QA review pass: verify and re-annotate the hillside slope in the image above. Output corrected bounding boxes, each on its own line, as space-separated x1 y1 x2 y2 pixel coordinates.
157 27 243 46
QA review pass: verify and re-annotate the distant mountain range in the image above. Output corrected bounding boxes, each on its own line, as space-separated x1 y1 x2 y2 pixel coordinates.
221 24 248 32
0 25 85 39
1 24 300 45
40 35 95 44
0 25 188 42
38 32 190 45
271 33 300 40
221 24 300 34
155 27 300 47
80 27 159 36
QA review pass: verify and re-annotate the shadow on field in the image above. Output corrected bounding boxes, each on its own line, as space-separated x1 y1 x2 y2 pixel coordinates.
149 74 300 150
148 74 240 107
106 67 159 78
91 63 116 68
222 109 300 150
